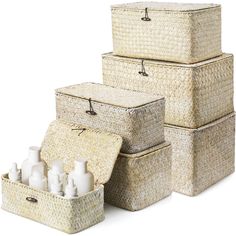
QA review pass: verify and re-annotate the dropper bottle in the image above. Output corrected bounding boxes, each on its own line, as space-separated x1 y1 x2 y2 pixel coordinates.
65 176 77 198
8 163 21 183
50 175 64 196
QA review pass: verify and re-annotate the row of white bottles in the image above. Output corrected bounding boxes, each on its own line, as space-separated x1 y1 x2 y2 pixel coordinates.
8 146 94 198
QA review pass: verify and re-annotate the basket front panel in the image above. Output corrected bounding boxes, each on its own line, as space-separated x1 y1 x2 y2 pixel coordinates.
112 7 221 63
1 177 104 233
56 93 164 153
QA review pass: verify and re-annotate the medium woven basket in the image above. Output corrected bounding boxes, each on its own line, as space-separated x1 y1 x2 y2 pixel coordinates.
112 2 221 64
2 120 122 233
103 53 234 129
165 113 235 196
56 82 165 153
105 142 172 211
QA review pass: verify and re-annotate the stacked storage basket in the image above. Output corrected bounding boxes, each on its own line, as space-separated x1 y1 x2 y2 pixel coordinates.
55 82 172 211
103 2 235 196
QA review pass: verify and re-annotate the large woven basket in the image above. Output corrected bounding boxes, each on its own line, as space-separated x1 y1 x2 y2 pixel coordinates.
56 82 165 153
112 2 222 64
165 113 235 196
103 53 234 128
2 120 122 233
105 142 172 211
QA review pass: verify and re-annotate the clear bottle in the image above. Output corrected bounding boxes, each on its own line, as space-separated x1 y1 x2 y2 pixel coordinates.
64 176 77 198
29 170 47 191
8 163 21 183
70 159 94 196
21 146 47 185
48 160 67 191
50 175 64 196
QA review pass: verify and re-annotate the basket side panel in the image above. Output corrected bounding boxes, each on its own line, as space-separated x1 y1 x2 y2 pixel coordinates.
104 145 172 211
193 115 235 195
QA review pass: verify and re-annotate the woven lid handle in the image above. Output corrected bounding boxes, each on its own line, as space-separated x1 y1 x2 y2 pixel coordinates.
141 8 151 21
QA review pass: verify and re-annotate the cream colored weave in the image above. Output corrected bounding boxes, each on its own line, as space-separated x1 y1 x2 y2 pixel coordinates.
112 2 221 63
103 53 234 128
56 83 165 153
105 142 172 211
165 113 235 196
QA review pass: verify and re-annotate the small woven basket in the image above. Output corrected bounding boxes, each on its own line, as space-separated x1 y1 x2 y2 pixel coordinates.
112 2 222 63
56 82 165 153
2 120 122 233
165 113 235 196
103 53 234 128
105 142 172 211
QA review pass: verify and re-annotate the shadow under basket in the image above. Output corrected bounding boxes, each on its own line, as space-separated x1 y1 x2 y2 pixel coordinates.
105 142 172 211
1 120 123 233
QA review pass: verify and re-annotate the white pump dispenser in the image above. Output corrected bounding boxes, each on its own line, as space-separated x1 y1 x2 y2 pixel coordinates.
21 146 47 185
65 176 77 198
29 170 47 191
70 159 94 196
50 175 64 196
8 163 21 183
48 160 67 191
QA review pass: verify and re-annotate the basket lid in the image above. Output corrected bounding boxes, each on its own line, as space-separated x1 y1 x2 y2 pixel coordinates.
112 2 220 12
56 82 163 109
41 120 122 185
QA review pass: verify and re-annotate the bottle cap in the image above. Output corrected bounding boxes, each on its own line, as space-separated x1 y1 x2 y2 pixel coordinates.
51 160 64 174
10 163 18 172
74 159 88 173
28 146 41 163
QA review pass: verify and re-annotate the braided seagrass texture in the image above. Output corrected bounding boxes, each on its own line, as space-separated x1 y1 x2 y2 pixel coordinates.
112 2 221 63
165 113 235 196
105 142 172 211
41 120 122 184
103 53 234 128
56 83 165 154
1 175 104 233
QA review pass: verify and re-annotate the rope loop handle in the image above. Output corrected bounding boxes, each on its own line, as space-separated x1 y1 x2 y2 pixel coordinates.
71 128 86 136
26 197 38 203
138 60 148 76
86 98 97 116
141 8 151 21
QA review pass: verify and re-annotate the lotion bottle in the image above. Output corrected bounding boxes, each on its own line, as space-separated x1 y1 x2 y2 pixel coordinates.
48 160 67 191
70 159 94 196
29 170 47 191
64 176 77 198
21 146 47 185
8 163 21 183
50 175 64 196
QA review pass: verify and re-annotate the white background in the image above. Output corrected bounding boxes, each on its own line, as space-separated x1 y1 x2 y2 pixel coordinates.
0 0 235 235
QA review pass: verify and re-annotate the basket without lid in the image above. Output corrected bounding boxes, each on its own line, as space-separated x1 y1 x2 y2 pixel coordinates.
41 120 123 184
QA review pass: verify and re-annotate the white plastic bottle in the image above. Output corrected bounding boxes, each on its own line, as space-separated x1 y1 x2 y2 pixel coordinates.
50 175 64 196
29 170 47 191
8 163 21 183
64 176 77 198
48 160 67 191
70 159 94 196
21 146 47 185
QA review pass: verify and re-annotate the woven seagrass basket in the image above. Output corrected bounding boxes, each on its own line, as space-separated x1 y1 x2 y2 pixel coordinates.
103 53 234 128
105 142 172 211
2 120 122 233
56 82 165 154
165 113 235 196
112 2 222 63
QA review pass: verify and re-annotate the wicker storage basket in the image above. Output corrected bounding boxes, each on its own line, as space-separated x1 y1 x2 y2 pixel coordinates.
1 120 122 233
103 53 234 128
105 142 172 211
165 113 235 196
56 82 165 154
112 2 221 64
